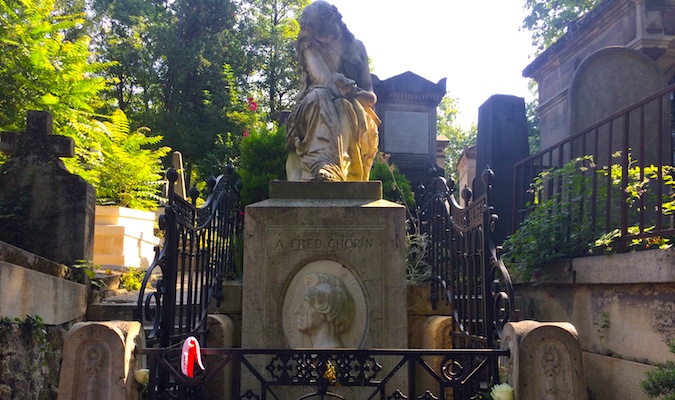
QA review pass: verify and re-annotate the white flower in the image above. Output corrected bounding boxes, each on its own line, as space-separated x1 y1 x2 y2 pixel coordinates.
134 368 150 385
490 383 514 400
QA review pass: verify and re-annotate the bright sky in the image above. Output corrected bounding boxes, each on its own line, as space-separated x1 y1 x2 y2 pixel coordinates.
326 0 537 128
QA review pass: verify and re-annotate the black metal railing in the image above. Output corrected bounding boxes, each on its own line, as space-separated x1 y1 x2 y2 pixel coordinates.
513 83 675 252
135 166 243 350
137 165 513 399
416 168 515 351
137 347 509 400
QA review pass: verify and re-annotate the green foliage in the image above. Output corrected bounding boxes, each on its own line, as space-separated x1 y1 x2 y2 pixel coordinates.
119 267 145 291
436 95 477 183
523 0 602 53
88 0 252 179
89 109 170 210
641 340 675 400
242 0 308 120
0 0 107 171
0 315 48 364
370 153 415 212
238 124 288 205
70 260 105 288
526 81 540 154
591 153 675 253
503 157 595 279
504 154 675 279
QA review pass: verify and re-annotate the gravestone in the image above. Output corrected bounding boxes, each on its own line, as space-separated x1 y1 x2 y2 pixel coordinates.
473 95 530 244
58 321 145 400
568 46 669 166
373 71 446 187
0 110 95 265
501 321 587 400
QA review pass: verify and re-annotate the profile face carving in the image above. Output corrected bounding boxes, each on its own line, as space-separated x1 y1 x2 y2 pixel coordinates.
295 273 354 348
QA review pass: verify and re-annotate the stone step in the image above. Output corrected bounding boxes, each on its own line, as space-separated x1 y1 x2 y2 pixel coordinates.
87 301 137 321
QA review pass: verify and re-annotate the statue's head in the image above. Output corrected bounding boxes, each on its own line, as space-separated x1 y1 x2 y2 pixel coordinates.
298 1 353 42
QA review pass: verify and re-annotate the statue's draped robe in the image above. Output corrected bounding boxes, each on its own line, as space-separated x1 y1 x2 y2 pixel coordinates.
286 85 380 181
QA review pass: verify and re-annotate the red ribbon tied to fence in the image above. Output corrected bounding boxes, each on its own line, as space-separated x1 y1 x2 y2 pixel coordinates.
181 336 206 378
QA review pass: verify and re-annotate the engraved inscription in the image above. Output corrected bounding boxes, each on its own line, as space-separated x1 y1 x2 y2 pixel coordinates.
284 237 374 250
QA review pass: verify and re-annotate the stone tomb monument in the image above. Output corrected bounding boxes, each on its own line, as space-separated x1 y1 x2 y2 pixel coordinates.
0 110 95 265
242 181 407 396
373 71 447 187
473 95 530 244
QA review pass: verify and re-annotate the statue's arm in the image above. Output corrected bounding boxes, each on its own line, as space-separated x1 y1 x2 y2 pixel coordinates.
352 40 377 107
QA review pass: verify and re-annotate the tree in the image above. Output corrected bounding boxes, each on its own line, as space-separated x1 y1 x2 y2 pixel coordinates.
0 0 107 175
523 0 602 53
88 0 165 116
526 81 541 154
88 0 255 184
436 96 477 182
243 0 308 121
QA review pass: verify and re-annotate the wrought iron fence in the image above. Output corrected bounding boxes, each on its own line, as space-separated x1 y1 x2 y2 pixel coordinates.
512 83 675 252
135 166 243 350
416 168 515 350
138 347 509 400
136 166 513 399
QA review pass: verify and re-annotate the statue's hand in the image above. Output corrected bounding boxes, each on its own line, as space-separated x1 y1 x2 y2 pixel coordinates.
333 73 356 96
353 90 376 107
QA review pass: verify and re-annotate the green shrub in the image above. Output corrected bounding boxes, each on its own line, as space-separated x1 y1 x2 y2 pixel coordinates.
642 340 675 400
238 124 287 205
503 157 595 279
504 154 675 280
119 267 145 291
369 153 415 212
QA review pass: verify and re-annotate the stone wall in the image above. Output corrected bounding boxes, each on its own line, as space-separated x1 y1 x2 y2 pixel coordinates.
513 249 675 400
0 241 87 399
0 318 70 400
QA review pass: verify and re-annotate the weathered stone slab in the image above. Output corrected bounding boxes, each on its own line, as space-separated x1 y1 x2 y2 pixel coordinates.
418 316 453 399
0 240 69 278
568 46 669 166
0 261 86 325
94 206 162 268
501 321 587 400
373 71 446 187
58 321 145 400
243 181 406 349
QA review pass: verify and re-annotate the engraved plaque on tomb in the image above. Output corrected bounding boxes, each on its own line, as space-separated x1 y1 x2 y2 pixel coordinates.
383 110 430 155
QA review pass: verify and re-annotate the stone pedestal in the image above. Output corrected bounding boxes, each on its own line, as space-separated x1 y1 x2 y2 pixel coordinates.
241 181 407 396
243 181 407 349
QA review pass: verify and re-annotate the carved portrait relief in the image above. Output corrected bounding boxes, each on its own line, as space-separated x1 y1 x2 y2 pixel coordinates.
282 260 367 348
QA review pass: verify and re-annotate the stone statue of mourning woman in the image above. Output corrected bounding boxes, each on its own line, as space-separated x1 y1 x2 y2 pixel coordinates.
286 1 380 182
